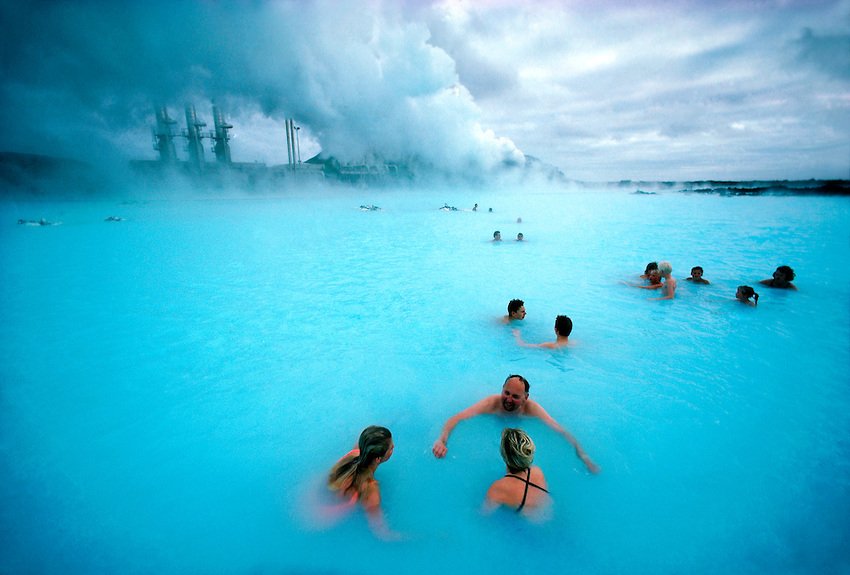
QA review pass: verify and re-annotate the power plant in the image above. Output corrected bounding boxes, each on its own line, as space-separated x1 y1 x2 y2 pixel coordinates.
135 104 410 186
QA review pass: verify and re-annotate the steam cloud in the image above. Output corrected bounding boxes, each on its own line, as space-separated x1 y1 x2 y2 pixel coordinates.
0 1 526 178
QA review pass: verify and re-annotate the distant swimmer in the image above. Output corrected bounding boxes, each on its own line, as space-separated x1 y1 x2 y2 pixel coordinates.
516 233 524 241
440 203 459 211
651 261 677 300
736 285 759 307
431 374 599 473
493 230 502 242
640 261 658 279
502 299 526 324
516 217 522 223
17 218 59 226
104 216 125 222
473 203 478 211
359 205 381 211
760 265 797 290
483 428 551 519
513 315 572 349
685 266 710 284
327 426 399 540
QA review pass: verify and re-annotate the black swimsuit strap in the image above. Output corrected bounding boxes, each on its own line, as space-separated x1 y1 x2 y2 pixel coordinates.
504 468 549 512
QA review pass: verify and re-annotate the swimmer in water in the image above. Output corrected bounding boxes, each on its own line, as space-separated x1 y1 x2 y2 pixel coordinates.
736 285 759 306
685 266 710 284
502 299 526 324
483 428 551 519
516 233 524 241
513 315 572 349
432 374 599 473
640 261 658 279
760 265 797 290
493 230 502 242
651 261 677 300
327 426 398 540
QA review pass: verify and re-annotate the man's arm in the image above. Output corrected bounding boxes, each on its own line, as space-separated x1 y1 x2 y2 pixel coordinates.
432 396 499 458
512 329 556 349
525 400 600 473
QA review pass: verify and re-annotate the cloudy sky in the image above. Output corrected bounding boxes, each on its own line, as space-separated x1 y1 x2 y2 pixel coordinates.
1 0 848 181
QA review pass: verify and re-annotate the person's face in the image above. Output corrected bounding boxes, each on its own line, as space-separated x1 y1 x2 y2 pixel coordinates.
736 287 744 300
773 270 787 283
501 378 528 412
511 305 526 320
494 233 501 240
381 440 394 463
649 270 661 284
691 269 703 280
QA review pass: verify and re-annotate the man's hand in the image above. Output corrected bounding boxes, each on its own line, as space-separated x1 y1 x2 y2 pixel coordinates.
432 439 448 458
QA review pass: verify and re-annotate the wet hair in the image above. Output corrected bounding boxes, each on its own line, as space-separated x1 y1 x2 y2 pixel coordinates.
776 265 795 281
507 299 524 315
554 315 573 337
738 285 759 306
644 261 658 274
328 426 392 496
500 428 535 473
691 266 703 274
504 374 530 393
493 230 501 238
658 261 672 275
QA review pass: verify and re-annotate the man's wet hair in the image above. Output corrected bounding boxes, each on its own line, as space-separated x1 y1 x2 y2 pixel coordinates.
554 315 573 337
691 266 703 274
507 299 524 315
504 374 530 393
644 261 658 274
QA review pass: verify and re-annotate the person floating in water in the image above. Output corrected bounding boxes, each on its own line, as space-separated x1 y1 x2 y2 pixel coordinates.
516 233 524 241
502 299 526 324
685 266 710 284
736 285 759 307
104 216 125 222
327 425 399 540
440 203 459 211
431 374 599 473
513 315 572 349
760 265 797 290
492 230 502 242
483 428 550 519
472 203 478 211
359 205 381 212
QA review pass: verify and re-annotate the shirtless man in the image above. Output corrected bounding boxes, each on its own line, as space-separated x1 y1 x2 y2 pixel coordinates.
513 315 572 349
502 299 526 324
431 374 599 473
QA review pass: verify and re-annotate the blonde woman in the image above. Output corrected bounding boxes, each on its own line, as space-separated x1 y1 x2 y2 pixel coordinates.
484 428 550 517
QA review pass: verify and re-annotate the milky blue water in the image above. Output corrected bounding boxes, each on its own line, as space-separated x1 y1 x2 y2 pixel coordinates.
1 185 849 574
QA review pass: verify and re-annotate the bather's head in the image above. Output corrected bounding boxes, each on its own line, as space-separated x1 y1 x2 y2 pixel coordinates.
774 265 795 282
357 426 394 466
501 375 530 412
507 299 526 320
554 315 573 337
658 261 672 276
500 428 535 473
644 261 658 275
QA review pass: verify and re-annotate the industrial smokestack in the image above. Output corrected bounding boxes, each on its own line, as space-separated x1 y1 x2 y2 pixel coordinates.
211 105 233 165
153 106 178 163
184 104 206 171
286 118 294 166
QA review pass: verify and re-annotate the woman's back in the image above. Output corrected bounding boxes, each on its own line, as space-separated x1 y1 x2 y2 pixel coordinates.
486 465 550 513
